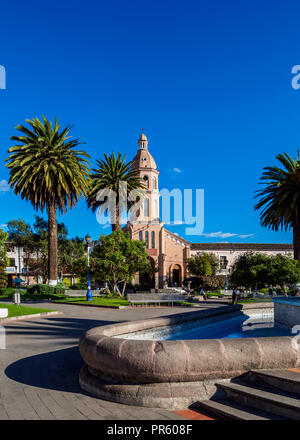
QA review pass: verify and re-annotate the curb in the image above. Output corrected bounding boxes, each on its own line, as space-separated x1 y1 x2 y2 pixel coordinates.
0 310 63 323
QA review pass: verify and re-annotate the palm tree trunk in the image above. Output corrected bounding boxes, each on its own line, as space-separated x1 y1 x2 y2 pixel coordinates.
293 222 300 262
47 203 58 286
112 203 121 231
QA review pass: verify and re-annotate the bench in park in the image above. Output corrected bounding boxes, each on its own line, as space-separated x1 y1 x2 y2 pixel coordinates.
127 293 187 307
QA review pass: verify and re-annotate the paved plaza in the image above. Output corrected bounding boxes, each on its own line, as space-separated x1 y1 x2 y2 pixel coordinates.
0 301 221 420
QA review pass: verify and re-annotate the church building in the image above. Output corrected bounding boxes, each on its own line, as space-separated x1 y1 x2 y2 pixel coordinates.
125 132 190 289
125 132 293 289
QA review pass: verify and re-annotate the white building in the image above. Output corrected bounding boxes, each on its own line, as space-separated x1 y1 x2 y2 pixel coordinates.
190 243 293 276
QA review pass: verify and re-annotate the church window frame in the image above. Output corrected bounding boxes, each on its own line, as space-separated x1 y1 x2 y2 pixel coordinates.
143 175 149 188
151 231 155 249
145 231 149 248
144 198 149 217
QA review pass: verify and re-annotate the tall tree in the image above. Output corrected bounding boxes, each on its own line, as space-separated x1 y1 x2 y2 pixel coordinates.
86 152 145 231
230 252 300 291
187 253 219 277
92 230 150 296
6 117 90 285
254 152 300 261
58 236 85 278
32 216 69 283
230 253 270 289
268 254 300 293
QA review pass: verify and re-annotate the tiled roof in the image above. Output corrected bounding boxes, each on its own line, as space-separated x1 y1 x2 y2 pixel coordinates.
164 229 191 245
190 243 293 251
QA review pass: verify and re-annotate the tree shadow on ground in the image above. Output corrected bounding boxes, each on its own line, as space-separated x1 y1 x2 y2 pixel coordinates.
4 317 120 341
4 316 122 393
5 346 86 393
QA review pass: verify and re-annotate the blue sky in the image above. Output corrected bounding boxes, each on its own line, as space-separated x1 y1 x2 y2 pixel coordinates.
0 0 299 243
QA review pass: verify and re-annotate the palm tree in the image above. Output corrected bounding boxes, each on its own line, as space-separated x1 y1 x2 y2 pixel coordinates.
254 152 300 261
87 152 145 230
5 116 90 286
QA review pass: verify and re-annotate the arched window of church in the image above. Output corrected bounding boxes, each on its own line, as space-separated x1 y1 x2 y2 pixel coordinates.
144 198 149 217
153 177 157 189
151 231 155 249
143 175 149 188
145 231 149 248
139 231 143 241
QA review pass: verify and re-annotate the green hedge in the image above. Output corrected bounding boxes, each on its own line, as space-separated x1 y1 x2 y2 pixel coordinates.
0 287 19 296
27 283 66 295
0 284 66 300
70 283 88 290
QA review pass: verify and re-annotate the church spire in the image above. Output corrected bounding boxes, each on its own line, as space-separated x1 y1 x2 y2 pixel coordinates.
138 129 148 150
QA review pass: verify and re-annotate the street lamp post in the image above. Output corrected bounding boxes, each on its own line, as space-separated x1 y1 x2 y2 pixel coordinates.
225 258 228 291
85 234 92 301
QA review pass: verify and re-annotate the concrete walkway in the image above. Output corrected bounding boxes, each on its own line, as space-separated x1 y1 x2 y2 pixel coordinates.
0 301 221 420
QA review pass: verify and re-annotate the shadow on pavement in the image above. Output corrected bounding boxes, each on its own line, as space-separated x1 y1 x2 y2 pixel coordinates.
4 317 121 393
4 317 120 340
5 346 84 393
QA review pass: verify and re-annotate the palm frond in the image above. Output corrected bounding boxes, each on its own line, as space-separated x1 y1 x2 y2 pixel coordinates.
5 116 91 213
254 152 300 231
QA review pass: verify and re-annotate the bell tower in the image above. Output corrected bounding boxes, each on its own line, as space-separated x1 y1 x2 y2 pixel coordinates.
131 131 160 225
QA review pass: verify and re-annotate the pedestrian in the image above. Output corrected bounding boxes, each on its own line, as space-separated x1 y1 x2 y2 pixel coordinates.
199 286 207 301
231 287 240 305
268 285 274 296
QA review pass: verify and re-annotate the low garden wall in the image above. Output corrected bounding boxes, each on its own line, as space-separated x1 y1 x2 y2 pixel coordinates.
65 290 101 297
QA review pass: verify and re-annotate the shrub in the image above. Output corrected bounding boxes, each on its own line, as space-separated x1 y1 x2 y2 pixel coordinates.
71 283 87 290
23 292 66 300
134 283 149 292
26 284 35 294
183 277 202 290
191 289 199 295
200 275 227 291
107 289 120 297
0 260 7 288
55 282 66 295
1 285 66 300
27 282 66 296
0 287 18 297
27 284 55 295
259 288 269 294
184 276 227 291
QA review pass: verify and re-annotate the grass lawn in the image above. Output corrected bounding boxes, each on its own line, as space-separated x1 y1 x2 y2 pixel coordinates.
206 292 224 297
0 303 54 318
237 298 273 304
53 296 199 308
52 296 130 307
0 293 66 301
